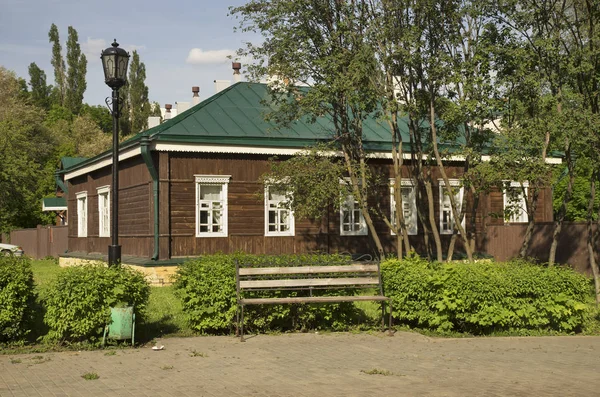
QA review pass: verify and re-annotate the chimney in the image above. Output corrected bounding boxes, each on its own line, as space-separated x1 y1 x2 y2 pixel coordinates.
164 104 172 120
147 116 161 128
232 62 242 83
176 101 190 114
214 79 230 94
192 86 200 105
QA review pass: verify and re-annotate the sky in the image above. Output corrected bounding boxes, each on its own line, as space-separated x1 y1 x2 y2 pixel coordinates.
0 0 257 107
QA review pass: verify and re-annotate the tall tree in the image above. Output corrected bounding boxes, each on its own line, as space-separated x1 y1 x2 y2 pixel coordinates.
127 50 151 133
28 62 52 110
48 23 66 106
232 0 386 257
64 26 87 115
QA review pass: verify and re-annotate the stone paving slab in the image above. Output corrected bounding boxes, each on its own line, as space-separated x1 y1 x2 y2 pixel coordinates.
1 332 599 396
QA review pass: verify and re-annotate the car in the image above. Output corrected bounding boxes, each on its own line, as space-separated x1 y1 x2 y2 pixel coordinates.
0 243 24 257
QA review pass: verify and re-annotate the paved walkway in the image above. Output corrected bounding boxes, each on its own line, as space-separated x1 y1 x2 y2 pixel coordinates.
1 332 599 396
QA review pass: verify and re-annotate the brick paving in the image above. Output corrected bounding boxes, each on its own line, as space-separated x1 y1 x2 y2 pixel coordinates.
1 332 599 396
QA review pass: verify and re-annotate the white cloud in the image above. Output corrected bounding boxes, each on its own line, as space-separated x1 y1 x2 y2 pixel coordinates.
186 48 234 65
124 44 147 53
81 37 107 62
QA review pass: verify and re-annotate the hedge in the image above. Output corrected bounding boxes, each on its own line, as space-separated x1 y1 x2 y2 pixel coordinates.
0 256 35 342
43 264 150 342
174 253 364 334
381 255 592 334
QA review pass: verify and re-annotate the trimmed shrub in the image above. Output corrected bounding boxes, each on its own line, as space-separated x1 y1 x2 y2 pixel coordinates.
0 256 35 342
44 264 150 342
174 253 363 334
382 256 592 334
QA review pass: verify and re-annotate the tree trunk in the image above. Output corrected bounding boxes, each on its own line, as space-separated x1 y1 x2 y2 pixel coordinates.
587 175 600 305
549 144 573 265
519 186 540 258
425 177 443 262
429 97 473 261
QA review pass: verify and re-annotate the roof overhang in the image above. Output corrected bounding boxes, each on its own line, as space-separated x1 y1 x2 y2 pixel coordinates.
63 140 562 180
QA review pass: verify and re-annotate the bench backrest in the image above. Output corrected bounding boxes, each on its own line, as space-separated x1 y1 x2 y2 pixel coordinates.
236 262 385 298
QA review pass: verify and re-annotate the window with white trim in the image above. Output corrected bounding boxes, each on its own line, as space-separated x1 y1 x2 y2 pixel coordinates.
340 194 368 236
503 181 529 223
390 179 417 235
264 187 295 236
97 186 110 237
195 175 230 237
76 191 88 237
439 179 464 235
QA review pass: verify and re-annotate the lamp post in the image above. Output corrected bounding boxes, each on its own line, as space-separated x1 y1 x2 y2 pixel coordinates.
101 39 130 266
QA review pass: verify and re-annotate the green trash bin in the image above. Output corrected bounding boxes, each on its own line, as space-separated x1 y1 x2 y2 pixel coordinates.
102 306 135 346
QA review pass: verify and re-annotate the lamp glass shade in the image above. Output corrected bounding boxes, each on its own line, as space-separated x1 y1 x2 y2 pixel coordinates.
101 40 130 89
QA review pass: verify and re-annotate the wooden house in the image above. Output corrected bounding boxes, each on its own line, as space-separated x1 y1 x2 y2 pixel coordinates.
59 82 555 263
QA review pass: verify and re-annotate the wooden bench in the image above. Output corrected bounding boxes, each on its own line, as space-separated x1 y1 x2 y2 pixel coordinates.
235 261 393 341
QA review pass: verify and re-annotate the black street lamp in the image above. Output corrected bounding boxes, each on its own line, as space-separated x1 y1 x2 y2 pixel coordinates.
101 39 129 266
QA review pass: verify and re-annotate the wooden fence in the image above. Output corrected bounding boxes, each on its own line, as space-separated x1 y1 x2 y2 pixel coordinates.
9 225 68 259
479 222 598 276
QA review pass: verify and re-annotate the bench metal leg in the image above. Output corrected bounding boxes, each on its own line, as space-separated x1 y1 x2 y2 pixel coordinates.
235 304 240 338
380 302 385 332
388 300 393 336
240 304 245 342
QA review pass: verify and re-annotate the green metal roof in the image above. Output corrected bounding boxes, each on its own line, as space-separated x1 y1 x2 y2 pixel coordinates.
64 82 480 175
61 157 88 170
42 197 67 210
124 82 436 151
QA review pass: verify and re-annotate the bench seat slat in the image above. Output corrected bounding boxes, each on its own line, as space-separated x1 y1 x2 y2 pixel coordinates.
239 264 379 276
240 277 379 289
240 295 390 305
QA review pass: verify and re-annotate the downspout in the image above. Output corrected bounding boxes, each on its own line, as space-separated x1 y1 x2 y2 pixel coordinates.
140 136 159 260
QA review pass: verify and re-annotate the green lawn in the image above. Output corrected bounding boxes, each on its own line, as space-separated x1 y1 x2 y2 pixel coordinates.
29 259 195 343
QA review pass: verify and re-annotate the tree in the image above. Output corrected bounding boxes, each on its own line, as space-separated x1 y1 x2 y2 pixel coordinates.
48 23 66 106
127 51 151 133
232 0 386 257
80 104 112 134
0 68 57 233
28 62 52 110
64 26 87 115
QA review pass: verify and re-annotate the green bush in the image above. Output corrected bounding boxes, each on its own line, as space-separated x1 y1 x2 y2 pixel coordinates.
0 256 35 342
174 253 363 334
44 264 150 342
382 256 592 334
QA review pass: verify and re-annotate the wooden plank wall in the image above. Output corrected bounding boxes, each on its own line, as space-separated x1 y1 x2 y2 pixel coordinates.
67 156 153 257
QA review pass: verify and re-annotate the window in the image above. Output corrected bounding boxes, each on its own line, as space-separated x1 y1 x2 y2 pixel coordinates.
390 179 417 235
439 179 464 235
195 175 230 237
76 191 87 237
264 187 295 236
503 181 529 223
340 194 368 236
97 186 110 237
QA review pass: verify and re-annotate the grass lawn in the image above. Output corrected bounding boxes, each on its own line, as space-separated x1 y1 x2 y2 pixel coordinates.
28 259 195 344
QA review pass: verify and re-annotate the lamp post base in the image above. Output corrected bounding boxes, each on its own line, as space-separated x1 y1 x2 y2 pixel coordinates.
108 245 122 266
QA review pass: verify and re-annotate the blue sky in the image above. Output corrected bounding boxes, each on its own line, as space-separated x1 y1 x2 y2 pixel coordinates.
0 0 256 107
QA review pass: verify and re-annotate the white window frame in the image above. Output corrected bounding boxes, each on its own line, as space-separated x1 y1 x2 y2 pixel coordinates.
339 194 368 236
76 191 88 238
503 181 529 223
97 186 110 237
439 179 464 235
390 179 418 235
264 186 295 236
194 175 230 237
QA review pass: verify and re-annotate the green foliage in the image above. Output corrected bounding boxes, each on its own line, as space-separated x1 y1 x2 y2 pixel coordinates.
174 253 361 334
43 264 150 343
553 158 600 221
28 62 52 110
261 145 348 220
80 104 112 134
48 23 66 107
382 256 592 334
0 256 35 342
127 50 151 134
64 26 87 115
